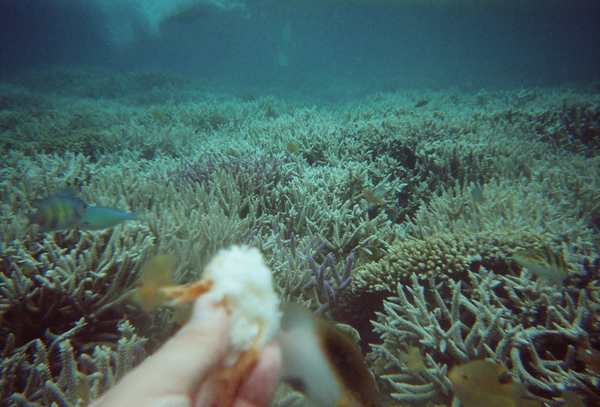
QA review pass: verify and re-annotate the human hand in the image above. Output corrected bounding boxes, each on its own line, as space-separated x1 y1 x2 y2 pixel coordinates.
90 297 282 407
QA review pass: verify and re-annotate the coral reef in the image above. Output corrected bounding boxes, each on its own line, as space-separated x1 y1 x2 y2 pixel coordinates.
370 265 600 405
302 244 354 315
1 69 600 405
0 226 153 406
341 172 598 338
1 320 146 406
353 230 548 293
0 227 153 348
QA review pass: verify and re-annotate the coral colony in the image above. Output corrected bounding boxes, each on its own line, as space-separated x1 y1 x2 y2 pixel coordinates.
2 76 599 405
1 1 600 405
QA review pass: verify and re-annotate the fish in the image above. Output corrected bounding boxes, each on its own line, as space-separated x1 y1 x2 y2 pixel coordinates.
78 206 137 230
414 99 429 108
131 254 208 325
399 346 426 372
30 190 137 232
286 141 301 154
511 247 573 285
29 189 88 231
131 254 177 313
361 184 387 207
449 359 541 407
278 304 382 407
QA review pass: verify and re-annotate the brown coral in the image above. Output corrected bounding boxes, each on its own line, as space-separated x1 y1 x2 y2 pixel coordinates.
352 230 549 294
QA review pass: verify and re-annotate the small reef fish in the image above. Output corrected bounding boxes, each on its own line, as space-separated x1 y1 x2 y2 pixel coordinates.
78 206 137 230
362 188 386 207
511 246 573 285
30 190 88 231
361 183 388 207
449 359 541 407
132 254 178 313
399 346 426 372
30 190 136 232
414 99 429 108
131 254 197 325
286 141 301 154
131 254 207 324
278 304 382 407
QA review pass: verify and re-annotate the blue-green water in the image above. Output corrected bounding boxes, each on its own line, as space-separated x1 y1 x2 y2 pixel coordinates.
0 1 599 406
1 0 599 97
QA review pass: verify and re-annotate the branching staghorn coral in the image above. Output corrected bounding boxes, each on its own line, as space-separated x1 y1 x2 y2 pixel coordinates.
495 269 600 401
260 226 317 308
259 223 354 316
0 225 154 350
2 73 600 406
167 151 294 200
346 174 598 334
267 163 400 260
544 102 600 155
370 266 600 405
0 217 154 406
1 320 146 406
406 178 596 246
303 244 354 315
369 272 504 404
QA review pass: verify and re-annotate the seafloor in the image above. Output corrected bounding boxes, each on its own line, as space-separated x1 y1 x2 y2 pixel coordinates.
1 68 599 406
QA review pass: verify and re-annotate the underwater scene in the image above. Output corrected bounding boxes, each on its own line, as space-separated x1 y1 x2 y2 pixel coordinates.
1 0 600 406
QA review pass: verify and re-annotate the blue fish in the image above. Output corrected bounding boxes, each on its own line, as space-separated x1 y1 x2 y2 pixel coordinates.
30 190 88 232
78 206 137 230
30 190 137 231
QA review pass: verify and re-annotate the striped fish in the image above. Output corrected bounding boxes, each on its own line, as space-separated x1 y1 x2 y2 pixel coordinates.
30 190 88 232
30 190 137 232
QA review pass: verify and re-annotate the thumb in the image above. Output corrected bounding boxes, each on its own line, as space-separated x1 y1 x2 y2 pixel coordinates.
140 296 230 394
92 297 230 406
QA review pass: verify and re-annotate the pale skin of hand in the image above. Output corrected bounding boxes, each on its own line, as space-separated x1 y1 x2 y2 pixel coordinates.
90 297 282 407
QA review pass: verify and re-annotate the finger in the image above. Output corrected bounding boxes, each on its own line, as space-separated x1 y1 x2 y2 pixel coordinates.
139 297 230 393
235 342 282 407
97 296 230 405
193 374 219 407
